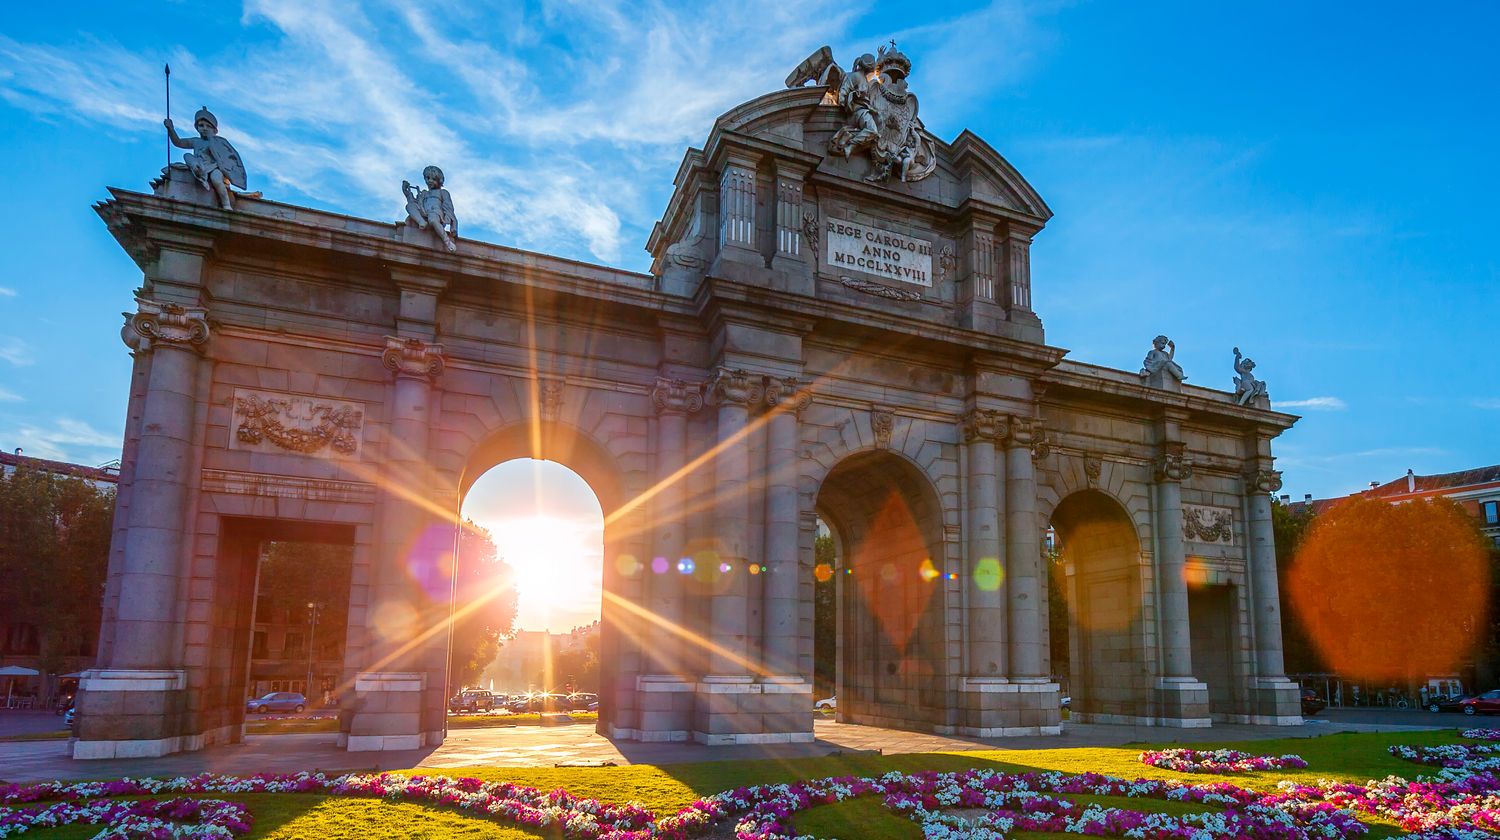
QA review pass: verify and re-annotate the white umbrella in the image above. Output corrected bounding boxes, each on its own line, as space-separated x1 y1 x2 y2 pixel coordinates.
0 666 39 707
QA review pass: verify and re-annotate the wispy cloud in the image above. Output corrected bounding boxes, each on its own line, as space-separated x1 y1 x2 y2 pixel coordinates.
0 1 1046 265
1473 398 1500 410
0 286 16 297
0 338 32 366
0 387 21 402
3 419 120 462
1274 396 1347 410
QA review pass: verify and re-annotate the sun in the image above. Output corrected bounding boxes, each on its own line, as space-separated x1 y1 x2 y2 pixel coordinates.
483 513 602 631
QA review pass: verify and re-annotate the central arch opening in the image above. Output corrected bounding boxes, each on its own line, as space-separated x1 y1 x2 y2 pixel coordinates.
458 458 604 702
815 451 947 730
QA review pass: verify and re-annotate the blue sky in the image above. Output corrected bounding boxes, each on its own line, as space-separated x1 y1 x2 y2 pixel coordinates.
0 0 1496 505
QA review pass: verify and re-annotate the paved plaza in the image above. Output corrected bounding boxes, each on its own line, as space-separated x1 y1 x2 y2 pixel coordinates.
0 711 1452 784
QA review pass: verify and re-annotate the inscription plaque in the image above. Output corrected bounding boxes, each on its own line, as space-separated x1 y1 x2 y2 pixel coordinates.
825 218 933 287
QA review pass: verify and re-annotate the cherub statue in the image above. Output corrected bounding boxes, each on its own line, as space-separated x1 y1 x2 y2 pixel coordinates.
164 106 246 210
402 165 458 253
1232 347 1269 406
1141 335 1186 384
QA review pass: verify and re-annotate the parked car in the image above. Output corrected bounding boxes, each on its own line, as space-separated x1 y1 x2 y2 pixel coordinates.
245 692 306 714
1300 690 1327 715
1459 689 1500 716
566 692 597 711
814 695 836 710
1426 693 1469 713
448 689 496 713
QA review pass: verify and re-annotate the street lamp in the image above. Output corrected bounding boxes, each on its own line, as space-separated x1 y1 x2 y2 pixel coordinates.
305 602 323 704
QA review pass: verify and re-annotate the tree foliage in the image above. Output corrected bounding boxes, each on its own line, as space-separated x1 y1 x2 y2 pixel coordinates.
1271 499 1322 673
812 531 836 695
449 520 517 688
259 541 353 657
1286 496 1490 682
0 467 114 673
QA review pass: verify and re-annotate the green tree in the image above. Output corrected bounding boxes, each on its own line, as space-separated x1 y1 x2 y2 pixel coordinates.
0 467 114 677
1271 499 1322 674
449 521 517 687
812 531 836 696
1046 542 1069 681
259 541 353 661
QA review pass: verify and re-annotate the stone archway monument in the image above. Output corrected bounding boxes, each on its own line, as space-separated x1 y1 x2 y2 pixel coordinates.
76 44 1303 758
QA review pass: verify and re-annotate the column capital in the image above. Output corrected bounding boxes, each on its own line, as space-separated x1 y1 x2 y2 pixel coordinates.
1244 468 1283 494
381 336 445 381
1029 425 1051 460
1005 415 1034 448
962 408 1007 442
651 377 704 415
708 367 764 407
764 376 812 414
122 297 210 353
1154 441 1194 483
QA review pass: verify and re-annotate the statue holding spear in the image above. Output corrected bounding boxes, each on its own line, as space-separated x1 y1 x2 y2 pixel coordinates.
162 66 247 210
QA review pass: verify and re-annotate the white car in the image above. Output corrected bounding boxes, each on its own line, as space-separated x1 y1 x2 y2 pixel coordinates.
814 696 836 710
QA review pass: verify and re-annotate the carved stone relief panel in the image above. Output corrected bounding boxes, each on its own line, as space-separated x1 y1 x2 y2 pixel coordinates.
1181 503 1234 544
229 388 365 459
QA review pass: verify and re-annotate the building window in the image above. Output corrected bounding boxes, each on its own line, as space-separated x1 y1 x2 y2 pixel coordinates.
1483 500 1499 526
251 631 268 658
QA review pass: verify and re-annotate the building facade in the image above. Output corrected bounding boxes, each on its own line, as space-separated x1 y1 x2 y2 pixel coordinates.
74 45 1303 758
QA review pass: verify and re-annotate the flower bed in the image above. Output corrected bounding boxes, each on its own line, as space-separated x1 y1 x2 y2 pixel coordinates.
0 796 250 839
1465 730 1500 741
1139 747 1310 774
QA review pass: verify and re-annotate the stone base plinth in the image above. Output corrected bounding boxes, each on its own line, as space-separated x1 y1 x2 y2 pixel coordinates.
343 671 429 752
1153 678 1212 727
957 677 1063 737
633 675 695 742
692 676 813 745
1247 677 1304 725
72 669 200 760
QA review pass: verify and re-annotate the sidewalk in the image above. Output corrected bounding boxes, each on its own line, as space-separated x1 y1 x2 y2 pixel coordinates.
0 710 1454 784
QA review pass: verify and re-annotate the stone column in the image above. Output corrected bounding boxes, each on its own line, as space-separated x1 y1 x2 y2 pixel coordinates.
762 376 809 675
347 336 443 752
1004 417 1045 681
1244 467 1301 722
635 377 702 741
1153 442 1194 680
705 368 760 675
962 409 1007 677
109 299 210 670
1152 439 1210 725
696 368 765 744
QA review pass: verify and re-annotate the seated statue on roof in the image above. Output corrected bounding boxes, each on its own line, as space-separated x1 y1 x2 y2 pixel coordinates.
1232 347 1270 407
164 106 247 211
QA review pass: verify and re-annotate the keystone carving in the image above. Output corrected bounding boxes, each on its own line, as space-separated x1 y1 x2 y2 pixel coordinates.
1154 442 1194 483
539 379 564 421
708 368 764 407
1083 454 1102 487
123 298 210 352
651 377 704 415
961 409 1006 442
381 336 444 380
1244 468 1284 494
870 406 894 448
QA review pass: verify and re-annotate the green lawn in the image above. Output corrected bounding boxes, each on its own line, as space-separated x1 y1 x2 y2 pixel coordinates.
0 729 69 742
7 728 1477 840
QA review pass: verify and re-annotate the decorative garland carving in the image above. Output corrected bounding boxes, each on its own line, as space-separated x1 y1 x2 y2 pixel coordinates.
801 210 820 251
231 389 364 458
838 274 924 301
1182 505 1234 544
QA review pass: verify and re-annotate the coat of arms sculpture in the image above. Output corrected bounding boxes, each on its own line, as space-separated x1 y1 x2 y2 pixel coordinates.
787 41 938 184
